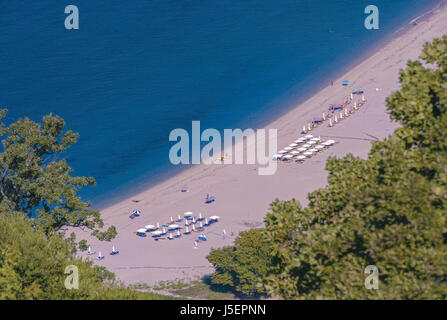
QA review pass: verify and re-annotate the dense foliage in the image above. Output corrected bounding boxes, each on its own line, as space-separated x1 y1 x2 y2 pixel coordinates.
0 111 116 240
209 35 447 299
206 228 273 296
0 213 168 299
0 112 151 299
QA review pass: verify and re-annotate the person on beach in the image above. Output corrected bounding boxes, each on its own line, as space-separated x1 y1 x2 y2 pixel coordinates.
194 240 198 249
222 229 226 239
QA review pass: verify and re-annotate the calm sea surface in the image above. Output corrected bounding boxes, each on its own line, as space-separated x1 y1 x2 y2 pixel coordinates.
0 0 441 207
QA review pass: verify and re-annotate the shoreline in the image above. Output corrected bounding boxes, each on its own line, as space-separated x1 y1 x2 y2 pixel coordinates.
82 4 447 286
93 0 446 211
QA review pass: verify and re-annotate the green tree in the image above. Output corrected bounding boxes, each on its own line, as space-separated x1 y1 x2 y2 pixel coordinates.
263 35 447 299
0 111 116 241
206 228 273 297
0 213 169 300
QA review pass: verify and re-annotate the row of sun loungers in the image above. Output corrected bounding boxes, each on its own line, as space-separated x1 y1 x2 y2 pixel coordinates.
273 134 337 163
135 212 219 240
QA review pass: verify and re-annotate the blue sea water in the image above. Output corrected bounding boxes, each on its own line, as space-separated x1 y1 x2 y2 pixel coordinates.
0 0 442 208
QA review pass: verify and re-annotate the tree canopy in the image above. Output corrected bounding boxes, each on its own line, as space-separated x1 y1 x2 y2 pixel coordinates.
0 111 116 241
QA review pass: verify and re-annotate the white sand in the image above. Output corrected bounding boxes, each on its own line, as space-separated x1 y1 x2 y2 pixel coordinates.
79 5 447 286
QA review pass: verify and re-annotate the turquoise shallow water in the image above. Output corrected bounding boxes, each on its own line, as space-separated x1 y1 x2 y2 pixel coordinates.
0 0 442 208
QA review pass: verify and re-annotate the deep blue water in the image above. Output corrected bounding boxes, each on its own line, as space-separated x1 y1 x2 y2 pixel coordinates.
0 0 442 208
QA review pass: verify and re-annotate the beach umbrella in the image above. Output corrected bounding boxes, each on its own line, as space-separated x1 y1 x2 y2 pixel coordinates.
323 140 335 146
315 145 325 150
98 251 103 259
185 226 190 233
298 147 307 152
302 144 311 148
209 216 220 221
145 224 156 230
192 217 196 223
204 218 209 225
322 112 326 120
170 216 174 222
308 141 317 145
309 148 319 152
362 94 365 102
340 112 344 120
137 228 147 233
284 147 293 151
303 152 313 157
156 222 160 228
162 228 166 234
291 151 300 155
289 143 298 147
184 212 193 216
296 155 306 160
273 154 283 160
307 123 311 131
278 150 288 154
302 125 306 133
329 118 333 127
169 224 179 230
283 154 294 159
133 210 141 216
192 224 196 231
168 233 173 239
334 114 338 123
311 137 321 141
199 221 203 228
199 213 203 220
305 134 313 139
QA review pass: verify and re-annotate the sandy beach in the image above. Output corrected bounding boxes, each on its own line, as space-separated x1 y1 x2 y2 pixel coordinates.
80 5 447 286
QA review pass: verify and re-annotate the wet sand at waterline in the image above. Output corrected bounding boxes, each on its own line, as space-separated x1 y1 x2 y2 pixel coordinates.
78 6 447 286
